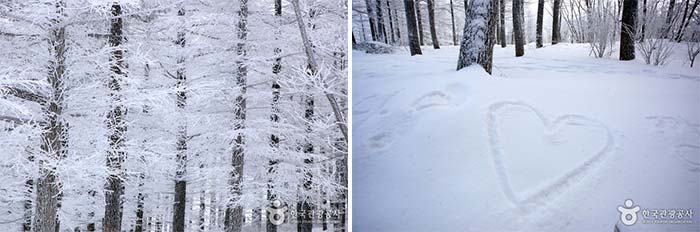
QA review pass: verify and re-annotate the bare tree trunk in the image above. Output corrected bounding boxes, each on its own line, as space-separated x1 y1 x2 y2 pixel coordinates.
225 1 248 232
416 0 425 45
427 0 440 48
376 0 389 43
35 1 67 231
457 0 498 73
23 147 34 232
513 0 525 56
675 0 699 41
268 1 282 231
450 0 458 45
404 0 423 55
552 0 561 44
172 5 188 232
620 0 637 60
365 0 379 41
499 0 506 47
667 0 676 24
536 0 544 47
104 3 127 232
640 0 646 42
387 0 397 44
394 7 402 44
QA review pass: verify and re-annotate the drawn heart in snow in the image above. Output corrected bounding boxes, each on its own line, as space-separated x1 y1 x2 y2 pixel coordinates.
486 101 615 207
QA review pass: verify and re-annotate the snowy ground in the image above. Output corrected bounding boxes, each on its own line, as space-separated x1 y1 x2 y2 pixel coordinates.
352 43 700 231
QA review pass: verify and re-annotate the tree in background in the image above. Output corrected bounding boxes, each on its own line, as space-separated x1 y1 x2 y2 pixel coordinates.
427 0 441 48
620 0 638 60
513 0 525 56
404 0 424 55
457 0 498 73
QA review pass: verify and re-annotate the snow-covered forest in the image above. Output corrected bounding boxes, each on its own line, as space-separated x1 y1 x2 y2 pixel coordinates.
353 0 699 231
0 0 347 232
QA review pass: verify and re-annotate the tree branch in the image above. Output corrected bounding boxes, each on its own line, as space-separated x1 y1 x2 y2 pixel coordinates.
0 86 47 105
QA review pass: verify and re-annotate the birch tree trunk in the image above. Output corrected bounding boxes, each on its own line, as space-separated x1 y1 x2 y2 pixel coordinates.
427 0 440 48
35 1 67 231
268 0 282 231
404 0 423 55
457 0 497 73
172 5 188 232
225 0 248 231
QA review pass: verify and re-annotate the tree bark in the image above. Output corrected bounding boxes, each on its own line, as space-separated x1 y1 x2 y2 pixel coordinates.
376 0 388 43
35 1 67 231
404 0 423 55
552 0 561 44
450 0 458 45
675 0 699 41
172 6 188 232
536 0 544 47
457 0 498 73
268 1 282 231
513 0 525 56
104 3 127 232
416 0 425 45
620 0 637 60
499 0 506 47
387 0 397 44
365 0 379 41
427 0 440 48
225 0 248 231
640 0 646 42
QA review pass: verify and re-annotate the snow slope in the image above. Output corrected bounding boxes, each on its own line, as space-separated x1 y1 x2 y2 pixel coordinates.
352 43 700 231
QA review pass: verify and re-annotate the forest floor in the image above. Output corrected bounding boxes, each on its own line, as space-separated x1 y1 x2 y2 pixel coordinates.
352 43 700 231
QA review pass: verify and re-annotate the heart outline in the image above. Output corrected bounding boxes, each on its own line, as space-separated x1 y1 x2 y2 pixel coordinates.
487 101 615 208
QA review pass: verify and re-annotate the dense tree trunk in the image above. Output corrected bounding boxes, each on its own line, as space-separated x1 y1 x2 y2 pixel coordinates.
416 1 425 45
35 2 67 231
536 0 544 47
404 0 423 55
224 0 248 231
552 0 561 44
427 0 440 48
172 6 188 232
376 0 388 43
513 0 525 56
450 0 458 45
365 0 379 41
394 7 402 44
104 3 127 232
387 0 397 44
499 0 506 47
620 0 637 60
267 1 282 231
457 0 498 73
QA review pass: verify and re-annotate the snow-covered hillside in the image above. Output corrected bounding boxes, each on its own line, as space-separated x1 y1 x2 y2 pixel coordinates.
352 44 699 231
